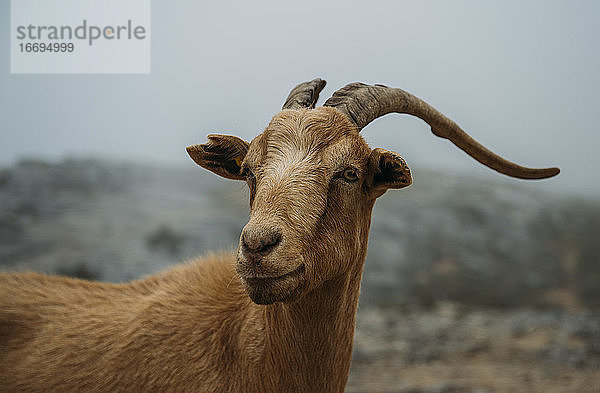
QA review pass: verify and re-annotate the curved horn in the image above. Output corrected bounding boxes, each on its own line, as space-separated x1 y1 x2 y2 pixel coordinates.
282 78 327 110
324 83 559 180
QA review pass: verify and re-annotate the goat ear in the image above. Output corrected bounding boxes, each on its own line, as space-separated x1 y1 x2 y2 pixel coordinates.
368 148 412 194
187 134 249 180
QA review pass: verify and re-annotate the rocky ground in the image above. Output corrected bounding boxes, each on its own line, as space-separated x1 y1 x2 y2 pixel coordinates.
348 304 600 393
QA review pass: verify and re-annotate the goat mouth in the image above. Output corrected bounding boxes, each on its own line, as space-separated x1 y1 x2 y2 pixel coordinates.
242 264 305 287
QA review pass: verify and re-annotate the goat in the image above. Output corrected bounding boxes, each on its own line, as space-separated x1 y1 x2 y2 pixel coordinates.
0 79 559 392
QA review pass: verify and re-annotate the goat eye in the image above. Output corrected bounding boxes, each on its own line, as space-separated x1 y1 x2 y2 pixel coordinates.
342 168 359 182
241 166 253 179
244 169 256 187
243 169 257 206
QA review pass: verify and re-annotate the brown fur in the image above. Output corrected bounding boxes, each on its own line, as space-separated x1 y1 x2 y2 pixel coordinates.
0 107 412 392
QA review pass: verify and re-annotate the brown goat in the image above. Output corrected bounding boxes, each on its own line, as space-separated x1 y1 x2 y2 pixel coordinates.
0 79 559 392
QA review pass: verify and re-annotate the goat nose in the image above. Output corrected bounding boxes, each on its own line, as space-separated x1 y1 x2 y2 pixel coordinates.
241 227 282 257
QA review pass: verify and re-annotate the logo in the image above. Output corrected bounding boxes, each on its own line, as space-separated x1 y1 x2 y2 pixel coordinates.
11 0 151 74
15 20 147 46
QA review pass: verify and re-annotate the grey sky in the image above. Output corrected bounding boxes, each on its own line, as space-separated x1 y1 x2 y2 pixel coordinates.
1 0 598 195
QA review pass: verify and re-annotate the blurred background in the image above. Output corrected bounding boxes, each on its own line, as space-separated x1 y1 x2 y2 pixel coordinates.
1 1 599 392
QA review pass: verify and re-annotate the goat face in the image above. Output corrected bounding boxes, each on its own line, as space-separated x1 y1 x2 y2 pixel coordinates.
187 107 411 305
187 78 559 305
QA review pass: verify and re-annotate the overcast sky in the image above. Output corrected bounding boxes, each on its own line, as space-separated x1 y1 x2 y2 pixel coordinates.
1 0 598 195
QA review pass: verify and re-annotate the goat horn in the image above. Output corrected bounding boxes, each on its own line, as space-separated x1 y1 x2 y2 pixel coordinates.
282 78 327 110
323 83 559 180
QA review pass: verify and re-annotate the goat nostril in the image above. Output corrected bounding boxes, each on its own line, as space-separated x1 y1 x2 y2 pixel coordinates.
241 234 250 252
241 230 282 256
261 232 281 253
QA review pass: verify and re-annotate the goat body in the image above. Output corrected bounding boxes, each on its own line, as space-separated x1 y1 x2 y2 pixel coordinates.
0 253 361 392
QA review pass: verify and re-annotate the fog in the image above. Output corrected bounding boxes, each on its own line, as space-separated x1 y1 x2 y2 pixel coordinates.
1 0 598 195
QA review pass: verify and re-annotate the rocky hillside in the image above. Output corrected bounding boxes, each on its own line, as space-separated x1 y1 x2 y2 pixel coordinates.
1 158 599 309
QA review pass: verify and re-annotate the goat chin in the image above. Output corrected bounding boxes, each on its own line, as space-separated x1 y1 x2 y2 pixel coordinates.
242 263 307 305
